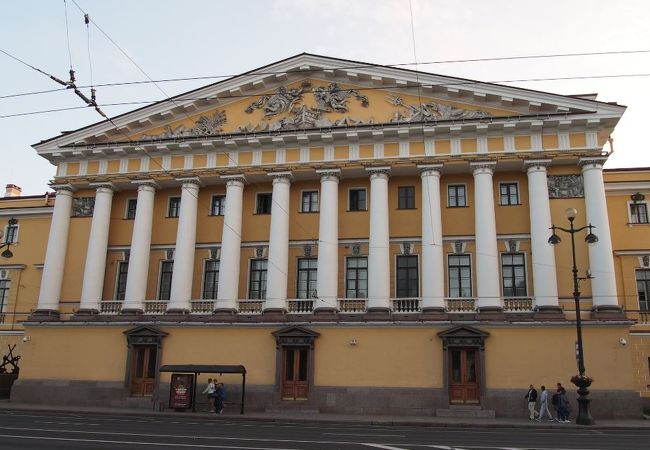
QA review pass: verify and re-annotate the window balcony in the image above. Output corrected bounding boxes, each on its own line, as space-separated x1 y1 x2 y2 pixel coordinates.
190 300 215 314
99 300 122 315
237 300 264 314
445 297 477 312
391 297 421 313
287 299 314 314
503 297 534 312
338 298 368 313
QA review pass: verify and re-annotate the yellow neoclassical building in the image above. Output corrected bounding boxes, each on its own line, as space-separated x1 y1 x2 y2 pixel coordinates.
1 54 649 417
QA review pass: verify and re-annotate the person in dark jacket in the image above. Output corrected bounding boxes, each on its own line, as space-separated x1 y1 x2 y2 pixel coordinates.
556 383 571 423
525 384 538 420
215 382 226 414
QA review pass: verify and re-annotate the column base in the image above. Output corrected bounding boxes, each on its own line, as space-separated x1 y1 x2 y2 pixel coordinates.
365 307 392 321
212 308 237 315
312 308 339 322
71 309 101 321
591 305 625 320
534 305 565 321
120 308 143 315
419 307 448 321
28 310 60 322
262 309 287 322
165 308 190 315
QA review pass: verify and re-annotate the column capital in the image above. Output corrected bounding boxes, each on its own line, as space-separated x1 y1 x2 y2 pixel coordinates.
268 171 292 184
366 166 391 179
578 157 608 170
50 184 76 194
470 161 496 174
523 159 552 173
418 164 443 176
221 174 247 186
316 168 341 182
89 182 115 193
131 179 159 191
176 177 203 188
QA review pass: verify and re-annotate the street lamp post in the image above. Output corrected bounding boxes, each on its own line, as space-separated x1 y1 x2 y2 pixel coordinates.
548 207 597 426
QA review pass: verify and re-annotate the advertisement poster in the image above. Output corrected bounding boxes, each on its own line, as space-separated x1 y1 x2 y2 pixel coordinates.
169 373 194 410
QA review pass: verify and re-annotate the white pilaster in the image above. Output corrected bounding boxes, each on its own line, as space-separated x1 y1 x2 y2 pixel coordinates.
580 158 620 310
122 180 157 312
215 176 246 312
264 172 292 312
367 167 391 311
315 169 340 311
525 161 560 310
471 162 503 311
35 185 74 313
79 183 115 312
168 178 201 312
418 165 446 311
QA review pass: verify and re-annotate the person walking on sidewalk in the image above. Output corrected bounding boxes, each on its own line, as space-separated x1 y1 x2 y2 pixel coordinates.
525 384 538 420
536 385 554 422
201 378 216 413
215 382 226 414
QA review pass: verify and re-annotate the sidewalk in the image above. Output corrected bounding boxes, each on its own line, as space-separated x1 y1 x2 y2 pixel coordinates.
1 400 648 430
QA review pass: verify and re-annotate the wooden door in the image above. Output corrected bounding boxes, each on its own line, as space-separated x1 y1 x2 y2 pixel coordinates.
281 347 309 400
448 348 480 404
130 345 157 397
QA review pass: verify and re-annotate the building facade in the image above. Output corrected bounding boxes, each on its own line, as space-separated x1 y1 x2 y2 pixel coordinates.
1 54 648 417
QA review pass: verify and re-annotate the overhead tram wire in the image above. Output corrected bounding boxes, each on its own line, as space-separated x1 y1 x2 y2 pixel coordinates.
2 48 650 100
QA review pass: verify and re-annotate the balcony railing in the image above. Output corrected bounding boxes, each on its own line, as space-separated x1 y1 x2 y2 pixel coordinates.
338 298 368 313
237 300 264 314
287 299 314 314
190 300 215 314
626 309 650 324
503 297 534 312
445 297 476 312
99 300 122 315
143 300 167 314
391 297 421 313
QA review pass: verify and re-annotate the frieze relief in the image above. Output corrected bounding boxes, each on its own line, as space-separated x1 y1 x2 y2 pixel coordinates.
387 95 491 123
72 197 95 217
547 175 584 198
140 111 227 140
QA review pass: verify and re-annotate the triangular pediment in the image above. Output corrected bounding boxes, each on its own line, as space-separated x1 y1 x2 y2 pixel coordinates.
437 325 489 338
124 325 168 338
34 53 625 158
272 325 320 339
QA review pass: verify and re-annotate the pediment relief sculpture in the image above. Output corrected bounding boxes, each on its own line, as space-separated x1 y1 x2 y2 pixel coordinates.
140 110 227 140
387 95 491 123
313 82 369 112
245 82 310 117
547 175 584 198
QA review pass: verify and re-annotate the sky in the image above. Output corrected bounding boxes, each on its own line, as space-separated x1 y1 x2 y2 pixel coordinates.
1 0 649 195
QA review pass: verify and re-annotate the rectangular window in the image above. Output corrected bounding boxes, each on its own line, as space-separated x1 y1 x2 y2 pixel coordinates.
168 197 181 218
346 257 368 298
202 260 220 300
448 255 472 297
637 269 650 311
349 188 367 211
211 195 226 216
126 198 137 219
256 193 272 214
0 280 9 313
158 261 174 300
249 259 268 299
447 185 466 207
301 191 319 213
296 258 318 299
398 186 416 209
500 183 519 206
396 255 418 297
115 261 129 301
501 253 527 297
631 203 649 224
3 224 18 244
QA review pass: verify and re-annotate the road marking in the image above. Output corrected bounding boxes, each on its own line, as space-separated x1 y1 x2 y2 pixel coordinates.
362 444 410 450
36 421 100 426
324 433 406 437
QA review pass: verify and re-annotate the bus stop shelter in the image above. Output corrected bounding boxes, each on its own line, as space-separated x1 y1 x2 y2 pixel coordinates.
159 364 247 414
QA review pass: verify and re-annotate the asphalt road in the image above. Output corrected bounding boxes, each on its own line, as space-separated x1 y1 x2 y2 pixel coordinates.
0 410 648 450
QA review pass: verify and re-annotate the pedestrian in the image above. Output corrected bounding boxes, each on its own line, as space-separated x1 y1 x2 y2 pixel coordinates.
201 378 216 412
524 384 538 420
536 385 554 422
215 382 226 414
556 383 570 423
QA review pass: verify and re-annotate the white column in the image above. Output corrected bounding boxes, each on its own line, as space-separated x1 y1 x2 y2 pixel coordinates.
419 165 446 312
580 158 620 310
471 162 502 311
79 183 114 313
35 185 74 314
167 178 201 313
264 172 292 312
315 169 340 312
215 176 246 312
122 180 157 313
367 167 391 312
525 161 560 311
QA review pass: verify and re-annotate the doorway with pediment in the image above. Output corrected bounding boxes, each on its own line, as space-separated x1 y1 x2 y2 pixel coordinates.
272 326 319 402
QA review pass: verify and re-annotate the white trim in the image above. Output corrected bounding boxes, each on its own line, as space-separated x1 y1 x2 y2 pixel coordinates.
627 200 649 224
299 189 320 213
166 195 181 218
0 264 26 270
140 156 150 172
124 197 137 219
498 181 521 206
614 250 650 256
2 223 19 244
119 158 128 174
446 183 468 207
373 142 384 159
210 193 226 216
0 207 53 218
